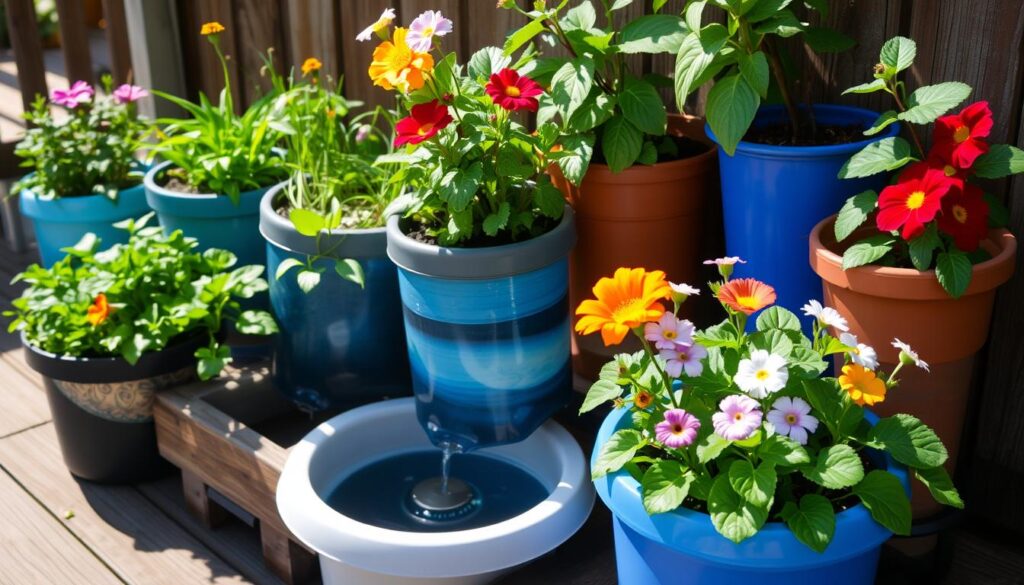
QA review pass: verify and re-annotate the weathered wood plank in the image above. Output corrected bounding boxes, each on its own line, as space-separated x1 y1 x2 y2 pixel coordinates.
0 468 122 585
4 0 49 111
123 0 188 117
463 0 527 57
282 0 340 86
0 349 51 439
235 0 285 105
0 423 254 585
190 0 241 109
55 0 95 84
101 0 134 84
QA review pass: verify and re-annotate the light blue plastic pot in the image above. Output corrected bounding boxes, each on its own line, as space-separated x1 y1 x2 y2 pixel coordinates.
594 405 910 585
386 205 576 452
19 168 151 267
707 105 899 317
260 184 410 411
144 161 277 268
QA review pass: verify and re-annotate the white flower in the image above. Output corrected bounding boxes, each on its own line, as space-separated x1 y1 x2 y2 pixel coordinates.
734 350 788 398
840 332 879 370
801 299 849 332
356 8 396 42
767 397 819 445
892 338 929 372
670 282 700 296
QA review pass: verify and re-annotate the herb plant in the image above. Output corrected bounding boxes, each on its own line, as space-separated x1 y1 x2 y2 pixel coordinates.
15 76 151 200
577 261 960 551
834 36 1023 298
151 22 287 204
6 214 278 380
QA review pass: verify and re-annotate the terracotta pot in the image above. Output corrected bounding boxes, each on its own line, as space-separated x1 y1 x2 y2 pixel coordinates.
809 215 1016 518
552 114 720 380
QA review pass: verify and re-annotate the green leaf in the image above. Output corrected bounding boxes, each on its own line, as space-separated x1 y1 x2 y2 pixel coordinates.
842 79 887 95
738 51 770 98
601 116 644 173
838 137 913 179
482 202 512 237
550 59 595 121
562 1 596 30
708 474 768 543
780 494 836 553
533 178 566 218
899 82 972 125
755 306 802 332
592 429 645 478
908 224 941 271
864 110 900 137
296 270 321 293
879 36 917 74
440 162 483 212
984 192 1010 228
867 414 948 469
852 470 911 535
706 74 760 156
467 46 511 80
842 234 896 270
936 249 972 298
758 434 810 466
972 144 1024 179
569 94 616 133
803 378 863 440
236 310 277 335
555 134 595 185
504 17 545 56
745 0 793 23
803 26 855 53
788 346 829 378
914 466 964 509
801 444 864 489
580 379 622 413
637 141 658 165
618 14 687 54
335 258 365 288
750 329 794 358
684 1 705 30
196 345 232 381
834 191 878 242
619 77 667 135
289 208 326 237
697 432 732 464
752 10 805 37
674 26 730 109
641 460 695 514
275 258 304 280
729 460 777 507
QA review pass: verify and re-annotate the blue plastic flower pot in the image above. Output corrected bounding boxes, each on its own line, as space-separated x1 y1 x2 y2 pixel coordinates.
386 206 577 451
594 405 910 585
707 105 899 317
259 185 410 411
19 169 152 267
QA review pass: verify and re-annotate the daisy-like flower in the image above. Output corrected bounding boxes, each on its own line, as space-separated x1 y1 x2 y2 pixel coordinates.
839 364 887 406
655 409 701 448
839 332 879 370
394 100 453 147
112 84 147 104
703 256 746 279
633 390 653 410
356 8 396 42
575 267 672 347
801 299 849 332
659 343 707 378
485 68 544 112
86 293 111 326
669 282 700 304
877 162 956 241
734 349 788 398
200 21 225 36
301 57 323 77
892 338 929 372
368 27 435 93
717 278 776 316
766 397 819 445
405 10 453 52
51 81 94 109
644 313 695 350
712 395 762 441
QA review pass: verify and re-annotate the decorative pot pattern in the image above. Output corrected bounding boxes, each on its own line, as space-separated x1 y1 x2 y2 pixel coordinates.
52 365 195 423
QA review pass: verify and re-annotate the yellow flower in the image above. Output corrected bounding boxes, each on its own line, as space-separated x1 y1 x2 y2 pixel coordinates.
301 57 323 77
575 267 672 347
368 28 434 93
839 364 887 406
200 22 225 36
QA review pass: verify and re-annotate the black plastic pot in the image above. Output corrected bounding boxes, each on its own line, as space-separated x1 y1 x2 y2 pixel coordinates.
23 333 204 483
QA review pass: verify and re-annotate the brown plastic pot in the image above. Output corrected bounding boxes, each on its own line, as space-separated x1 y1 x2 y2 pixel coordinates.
552 114 720 380
810 215 1016 518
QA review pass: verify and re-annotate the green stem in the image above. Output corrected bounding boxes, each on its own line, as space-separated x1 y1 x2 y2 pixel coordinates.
640 336 681 409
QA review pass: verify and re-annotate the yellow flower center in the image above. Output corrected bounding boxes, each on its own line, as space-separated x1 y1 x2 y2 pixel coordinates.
953 204 969 224
755 369 770 381
943 165 957 177
505 86 522 97
736 295 761 310
417 122 436 136
612 298 648 325
906 190 926 210
664 330 676 339
785 414 798 424
423 26 435 36
953 125 970 143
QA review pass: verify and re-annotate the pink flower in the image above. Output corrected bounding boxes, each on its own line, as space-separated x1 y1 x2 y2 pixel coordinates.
703 256 746 267
766 397 819 445
406 10 453 52
51 80 94 109
659 343 707 378
355 124 372 143
113 84 148 104
655 409 701 448
712 394 762 441
644 313 694 350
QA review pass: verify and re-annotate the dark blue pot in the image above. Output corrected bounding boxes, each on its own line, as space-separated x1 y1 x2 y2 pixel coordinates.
386 206 577 451
594 405 910 585
19 168 151 267
707 105 899 315
260 185 410 411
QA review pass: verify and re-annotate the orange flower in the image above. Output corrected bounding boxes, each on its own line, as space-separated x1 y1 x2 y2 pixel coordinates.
200 22 225 36
368 28 434 93
301 57 323 77
575 267 672 347
716 278 776 315
633 390 653 409
839 364 887 406
86 293 111 326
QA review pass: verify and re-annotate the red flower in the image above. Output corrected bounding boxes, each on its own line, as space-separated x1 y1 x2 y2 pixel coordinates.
937 182 989 252
932 101 993 170
876 162 956 240
485 68 543 112
927 153 968 188
394 100 453 147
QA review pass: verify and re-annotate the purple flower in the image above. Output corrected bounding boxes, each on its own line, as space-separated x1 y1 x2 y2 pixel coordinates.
766 396 819 445
712 394 762 441
659 343 707 378
355 124 372 143
644 313 694 350
51 80 94 109
655 409 700 448
406 10 453 52
113 84 148 104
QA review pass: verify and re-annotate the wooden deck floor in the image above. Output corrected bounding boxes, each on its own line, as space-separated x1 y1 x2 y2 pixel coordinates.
0 237 1023 585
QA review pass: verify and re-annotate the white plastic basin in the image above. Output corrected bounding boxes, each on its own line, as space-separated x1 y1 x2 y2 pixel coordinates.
276 397 595 585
